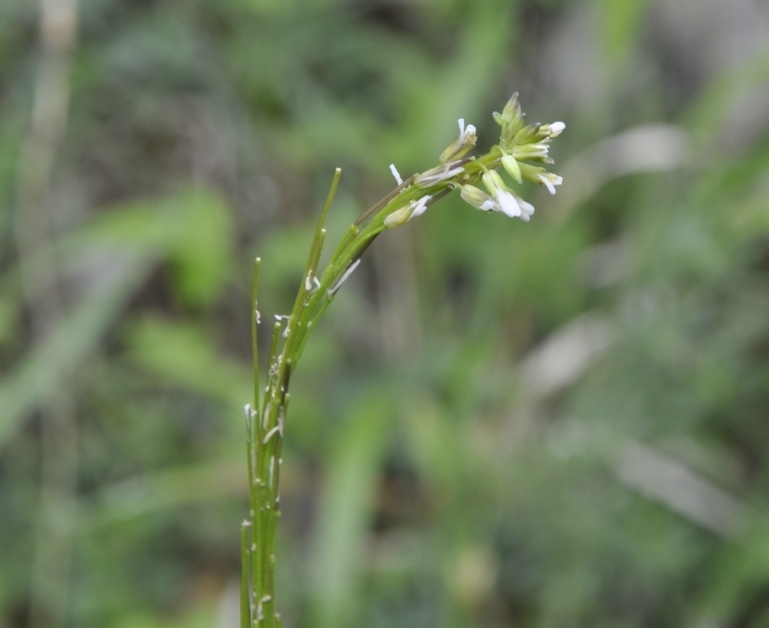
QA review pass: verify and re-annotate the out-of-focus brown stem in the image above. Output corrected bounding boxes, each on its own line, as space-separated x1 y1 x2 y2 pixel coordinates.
13 1 79 627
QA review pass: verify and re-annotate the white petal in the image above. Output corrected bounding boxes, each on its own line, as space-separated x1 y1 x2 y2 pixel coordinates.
519 199 535 216
409 196 431 219
458 118 465 135
497 190 521 217
549 121 565 136
538 174 556 195
389 163 403 185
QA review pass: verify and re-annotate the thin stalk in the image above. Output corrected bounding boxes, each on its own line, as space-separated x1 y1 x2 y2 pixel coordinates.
251 258 262 412
354 174 415 226
264 322 282 410
240 522 252 628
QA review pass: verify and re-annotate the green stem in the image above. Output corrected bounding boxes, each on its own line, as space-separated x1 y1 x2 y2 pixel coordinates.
240 521 252 628
242 147 505 626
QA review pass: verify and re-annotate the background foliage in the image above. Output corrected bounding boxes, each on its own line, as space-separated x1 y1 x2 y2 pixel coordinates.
2 0 769 627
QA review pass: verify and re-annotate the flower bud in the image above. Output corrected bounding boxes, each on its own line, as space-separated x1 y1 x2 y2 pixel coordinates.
543 121 565 137
481 170 507 196
514 122 541 144
501 154 522 184
384 205 413 228
384 196 431 228
501 92 522 125
496 92 526 148
511 143 550 160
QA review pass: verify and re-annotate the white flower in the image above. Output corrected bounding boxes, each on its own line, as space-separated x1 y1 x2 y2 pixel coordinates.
460 185 497 212
439 118 477 163
384 195 432 227
537 172 563 195
461 184 533 221
546 121 565 137
482 170 521 218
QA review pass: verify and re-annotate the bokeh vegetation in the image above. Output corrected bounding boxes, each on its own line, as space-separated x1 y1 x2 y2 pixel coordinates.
2 1 769 627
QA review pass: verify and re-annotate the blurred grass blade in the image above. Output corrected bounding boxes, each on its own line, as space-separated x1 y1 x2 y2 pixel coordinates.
0 252 154 448
307 398 390 628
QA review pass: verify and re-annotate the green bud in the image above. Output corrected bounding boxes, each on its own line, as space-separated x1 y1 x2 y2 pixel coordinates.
384 205 413 228
501 154 523 184
501 92 521 125
514 122 541 144
497 92 527 149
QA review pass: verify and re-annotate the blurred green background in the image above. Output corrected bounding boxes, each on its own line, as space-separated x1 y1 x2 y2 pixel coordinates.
2 0 769 627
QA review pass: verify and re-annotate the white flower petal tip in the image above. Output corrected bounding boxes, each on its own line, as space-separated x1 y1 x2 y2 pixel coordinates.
537 173 562 195
389 164 403 185
458 119 476 140
548 121 566 136
518 199 535 218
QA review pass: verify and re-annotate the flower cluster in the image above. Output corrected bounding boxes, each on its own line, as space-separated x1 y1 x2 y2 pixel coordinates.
384 93 564 227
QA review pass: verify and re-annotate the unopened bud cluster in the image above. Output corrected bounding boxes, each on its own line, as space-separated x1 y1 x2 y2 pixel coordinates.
384 93 564 226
